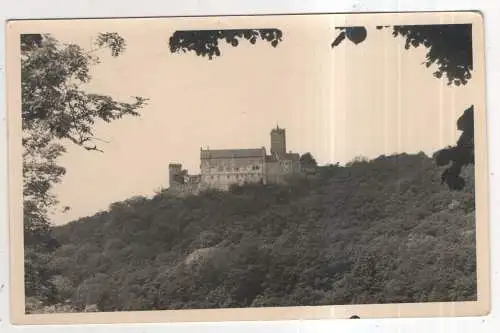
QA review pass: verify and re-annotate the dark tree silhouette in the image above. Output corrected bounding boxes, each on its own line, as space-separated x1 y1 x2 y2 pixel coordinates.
434 105 474 191
332 24 475 190
169 29 283 59
331 27 367 47
391 24 473 86
300 152 318 167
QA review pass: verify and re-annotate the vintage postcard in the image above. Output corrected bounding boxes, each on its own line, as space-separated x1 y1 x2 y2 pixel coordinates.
6 11 489 324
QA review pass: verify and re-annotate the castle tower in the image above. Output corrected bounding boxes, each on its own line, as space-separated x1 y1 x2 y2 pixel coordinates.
270 125 286 157
168 163 183 186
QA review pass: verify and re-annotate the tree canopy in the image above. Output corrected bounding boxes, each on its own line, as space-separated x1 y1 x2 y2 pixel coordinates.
21 32 147 302
300 152 318 167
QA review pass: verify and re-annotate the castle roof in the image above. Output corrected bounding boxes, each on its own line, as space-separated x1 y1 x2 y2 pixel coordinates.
200 148 266 159
266 152 300 162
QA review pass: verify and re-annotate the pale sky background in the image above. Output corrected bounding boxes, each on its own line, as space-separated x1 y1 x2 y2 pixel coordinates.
34 16 478 225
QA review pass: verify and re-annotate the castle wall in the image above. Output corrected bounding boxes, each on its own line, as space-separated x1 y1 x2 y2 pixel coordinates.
200 155 266 190
168 163 202 196
287 153 301 173
265 160 283 184
264 154 301 184
169 181 201 197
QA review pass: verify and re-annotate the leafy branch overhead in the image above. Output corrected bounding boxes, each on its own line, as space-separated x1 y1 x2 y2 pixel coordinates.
169 29 283 59
21 33 147 152
332 24 473 86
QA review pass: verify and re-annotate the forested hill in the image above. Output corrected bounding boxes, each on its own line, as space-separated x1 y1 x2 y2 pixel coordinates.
45 152 476 312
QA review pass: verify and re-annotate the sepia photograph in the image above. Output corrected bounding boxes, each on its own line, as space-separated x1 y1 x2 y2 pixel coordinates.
6 11 489 324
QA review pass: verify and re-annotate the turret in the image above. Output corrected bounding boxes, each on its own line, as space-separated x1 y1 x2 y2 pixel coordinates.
168 163 183 186
270 125 286 157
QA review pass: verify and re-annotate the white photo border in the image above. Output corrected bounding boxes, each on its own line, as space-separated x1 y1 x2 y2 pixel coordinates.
1 1 499 332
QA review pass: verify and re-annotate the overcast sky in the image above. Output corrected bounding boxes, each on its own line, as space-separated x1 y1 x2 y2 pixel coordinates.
25 15 478 225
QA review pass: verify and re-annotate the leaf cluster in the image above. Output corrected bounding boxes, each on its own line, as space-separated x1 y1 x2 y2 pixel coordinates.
169 29 283 59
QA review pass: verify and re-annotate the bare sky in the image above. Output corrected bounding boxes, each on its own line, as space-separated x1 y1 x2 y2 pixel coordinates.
32 15 478 225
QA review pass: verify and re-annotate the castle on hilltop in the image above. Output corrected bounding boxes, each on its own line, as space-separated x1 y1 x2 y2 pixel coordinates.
168 126 303 196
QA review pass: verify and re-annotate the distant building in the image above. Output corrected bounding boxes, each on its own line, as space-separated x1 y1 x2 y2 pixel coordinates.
168 126 303 196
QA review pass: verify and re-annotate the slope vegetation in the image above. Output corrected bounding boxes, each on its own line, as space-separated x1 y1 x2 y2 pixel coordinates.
41 153 476 312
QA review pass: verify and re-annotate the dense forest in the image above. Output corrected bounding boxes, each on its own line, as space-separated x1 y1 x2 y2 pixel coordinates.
25 152 477 313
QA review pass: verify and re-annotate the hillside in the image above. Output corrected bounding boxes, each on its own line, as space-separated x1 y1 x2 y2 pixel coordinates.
35 153 477 313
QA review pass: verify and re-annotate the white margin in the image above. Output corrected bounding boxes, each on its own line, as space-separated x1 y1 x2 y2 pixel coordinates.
0 1 498 332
